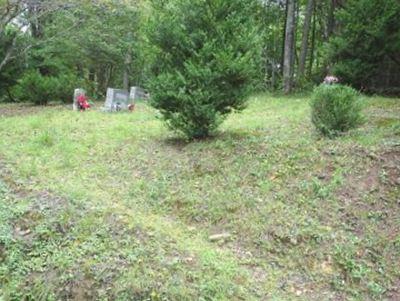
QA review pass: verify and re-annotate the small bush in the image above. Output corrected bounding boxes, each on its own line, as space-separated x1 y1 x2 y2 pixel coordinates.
13 70 80 105
311 84 363 137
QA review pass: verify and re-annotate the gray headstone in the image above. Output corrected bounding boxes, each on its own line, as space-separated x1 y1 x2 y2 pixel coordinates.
104 88 131 112
73 88 86 111
129 86 149 101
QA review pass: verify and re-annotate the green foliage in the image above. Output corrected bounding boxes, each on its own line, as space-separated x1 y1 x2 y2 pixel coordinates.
1 0 141 104
46 1 141 96
328 0 400 94
13 70 80 105
0 29 26 102
311 84 363 137
146 0 262 139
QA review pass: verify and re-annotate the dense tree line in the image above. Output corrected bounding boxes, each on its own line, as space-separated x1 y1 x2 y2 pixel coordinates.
0 0 399 104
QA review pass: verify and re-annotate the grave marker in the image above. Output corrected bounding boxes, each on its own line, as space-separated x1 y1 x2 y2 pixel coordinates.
130 86 149 101
73 88 86 111
104 88 131 112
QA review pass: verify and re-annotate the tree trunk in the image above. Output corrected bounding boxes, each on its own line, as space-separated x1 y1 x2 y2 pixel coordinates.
298 0 314 79
327 0 335 39
123 50 132 91
6 87 16 102
325 0 344 74
281 1 288 75
27 0 50 76
104 65 113 94
283 0 296 94
96 65 106 96
88 68 96 82
0 0 23 36
0 34 17 72
28 1 44 40
0 1 26 72
308 5 316 78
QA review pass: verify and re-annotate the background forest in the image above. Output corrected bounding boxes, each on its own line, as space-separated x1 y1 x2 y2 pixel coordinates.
1 0 399 106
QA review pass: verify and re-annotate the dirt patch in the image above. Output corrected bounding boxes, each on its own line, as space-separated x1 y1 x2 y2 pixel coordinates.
337 147 400 235
339 164 380 203
338 147 399 202
59 256 130 301
56 271 96 301
334 147 400 299
382 150 400 186
386 279 400 301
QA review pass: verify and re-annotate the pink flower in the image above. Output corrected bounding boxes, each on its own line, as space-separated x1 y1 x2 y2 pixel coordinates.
323 76 339 84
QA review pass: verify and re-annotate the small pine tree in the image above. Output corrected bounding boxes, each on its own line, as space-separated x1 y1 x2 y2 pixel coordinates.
145 0 262 139
311 84 363 137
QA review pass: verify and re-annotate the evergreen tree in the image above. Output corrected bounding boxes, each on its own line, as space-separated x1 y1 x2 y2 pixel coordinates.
145 0 262 139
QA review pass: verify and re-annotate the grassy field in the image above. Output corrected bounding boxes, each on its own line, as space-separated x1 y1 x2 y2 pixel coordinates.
0 94 399 300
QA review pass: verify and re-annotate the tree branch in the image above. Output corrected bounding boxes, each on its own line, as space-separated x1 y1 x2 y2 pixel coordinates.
0 0 80 72
0 0 24 35
0 32 17 72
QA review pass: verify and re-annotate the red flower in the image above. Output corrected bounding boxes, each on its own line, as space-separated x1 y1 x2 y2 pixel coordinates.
77 94 90 109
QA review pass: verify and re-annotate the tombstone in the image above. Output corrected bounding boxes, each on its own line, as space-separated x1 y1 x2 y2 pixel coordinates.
73 88 86 111
103 88 131 112
129 86 149 102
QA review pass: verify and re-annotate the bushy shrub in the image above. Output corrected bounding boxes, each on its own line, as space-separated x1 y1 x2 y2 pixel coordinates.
13 70 80 105
13 71 56 105
146 0 262 139
311 84 363 137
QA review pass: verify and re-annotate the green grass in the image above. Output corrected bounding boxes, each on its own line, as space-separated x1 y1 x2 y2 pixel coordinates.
0 94 399 300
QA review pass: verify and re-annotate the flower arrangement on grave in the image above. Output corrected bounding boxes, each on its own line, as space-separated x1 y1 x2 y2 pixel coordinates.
323 75 339 85
128 104 135 111
77 94 91 111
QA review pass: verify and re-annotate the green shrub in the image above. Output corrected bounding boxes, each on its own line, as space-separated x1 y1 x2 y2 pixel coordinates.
311 84 363 137
13 70 80 105
145 0 262 139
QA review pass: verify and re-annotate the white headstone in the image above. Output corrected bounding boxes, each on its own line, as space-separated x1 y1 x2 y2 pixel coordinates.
73 88 86 111
129 86 149 101
104 88 131 112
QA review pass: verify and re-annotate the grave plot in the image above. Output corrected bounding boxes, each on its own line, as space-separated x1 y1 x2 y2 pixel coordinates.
130 86 149 101
73 88 86 111
103 88 132 112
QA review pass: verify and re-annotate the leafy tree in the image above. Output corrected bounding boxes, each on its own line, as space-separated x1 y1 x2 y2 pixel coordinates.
0 28 25 102
0 0 24 72
328 0 400 94
145 0 262 139
1 0 142 104
54 1 140 96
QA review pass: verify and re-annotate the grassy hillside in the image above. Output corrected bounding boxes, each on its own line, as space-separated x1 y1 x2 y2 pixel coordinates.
0 95 399 300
